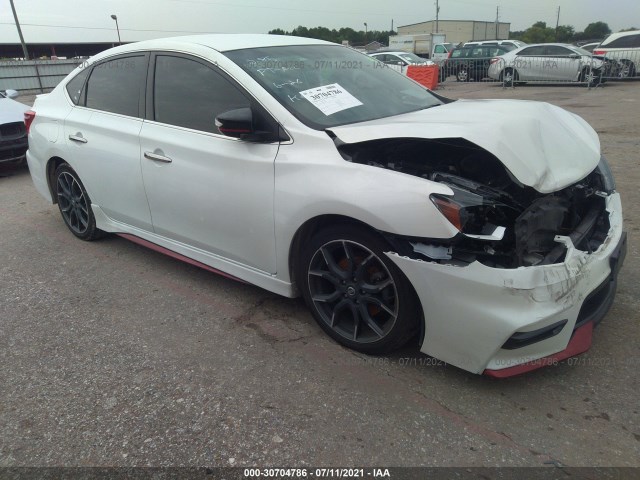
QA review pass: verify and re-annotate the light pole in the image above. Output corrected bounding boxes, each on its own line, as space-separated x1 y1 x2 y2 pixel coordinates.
110 14 121 45
9 0 29 59
364 22 368 41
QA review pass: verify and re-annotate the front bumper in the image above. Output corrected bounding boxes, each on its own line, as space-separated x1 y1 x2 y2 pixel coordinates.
387 193 625 376
0 138 28 164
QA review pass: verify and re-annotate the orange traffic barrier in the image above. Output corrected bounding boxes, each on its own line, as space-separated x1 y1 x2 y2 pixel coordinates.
406 65 439 90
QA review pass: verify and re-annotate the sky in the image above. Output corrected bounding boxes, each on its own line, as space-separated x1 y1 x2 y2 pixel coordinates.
0 0 638 44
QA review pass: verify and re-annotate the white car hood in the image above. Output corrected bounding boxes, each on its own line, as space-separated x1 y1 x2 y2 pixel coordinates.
0 98 30 124
329 99 601 193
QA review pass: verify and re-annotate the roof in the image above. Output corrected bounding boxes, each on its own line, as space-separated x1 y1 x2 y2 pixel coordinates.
398 19 511 28
105 34 332 54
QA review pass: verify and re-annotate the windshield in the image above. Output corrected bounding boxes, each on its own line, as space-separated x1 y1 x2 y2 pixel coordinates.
225 45 442 130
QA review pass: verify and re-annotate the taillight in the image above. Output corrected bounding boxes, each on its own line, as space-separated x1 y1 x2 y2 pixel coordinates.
447 50 453 58
490 57 500 65
24 110 36 134
593 49 606 56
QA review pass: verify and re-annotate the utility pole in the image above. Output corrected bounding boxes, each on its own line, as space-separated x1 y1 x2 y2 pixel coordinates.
435 0 440 33
495 6 499 39
9 0 29 60
555 6 561 41
391 19 394 33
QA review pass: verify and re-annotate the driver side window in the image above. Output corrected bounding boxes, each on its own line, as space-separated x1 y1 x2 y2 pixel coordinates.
153 55 250 133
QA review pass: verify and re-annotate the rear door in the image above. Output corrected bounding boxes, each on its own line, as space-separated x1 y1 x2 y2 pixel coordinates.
139 53 280 273
513 45 546 80
63 54 153 230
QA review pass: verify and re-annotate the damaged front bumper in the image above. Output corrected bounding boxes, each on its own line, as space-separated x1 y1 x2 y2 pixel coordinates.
387 193 626 376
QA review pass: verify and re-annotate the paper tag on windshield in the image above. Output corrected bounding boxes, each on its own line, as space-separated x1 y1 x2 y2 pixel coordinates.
299 84 363 116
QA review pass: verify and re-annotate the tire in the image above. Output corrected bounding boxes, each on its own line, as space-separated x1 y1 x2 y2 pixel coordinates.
502 68 517 87
619 61 636 78
456 68 469 82
54 163 105 241
581 67 601 87
297 224 420 354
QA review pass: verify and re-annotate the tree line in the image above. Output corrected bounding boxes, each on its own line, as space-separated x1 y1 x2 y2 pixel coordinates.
269 22 637 46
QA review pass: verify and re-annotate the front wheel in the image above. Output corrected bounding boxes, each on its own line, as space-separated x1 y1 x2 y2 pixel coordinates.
54 163 105 241
456 68 470 82
298 225 420 354
581 67 601 86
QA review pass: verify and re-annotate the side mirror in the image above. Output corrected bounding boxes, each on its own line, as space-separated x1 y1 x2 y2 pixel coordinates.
215 107 253 139
5 89 19 99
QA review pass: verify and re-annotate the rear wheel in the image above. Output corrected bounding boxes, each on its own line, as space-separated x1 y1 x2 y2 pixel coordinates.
298 225 420 354
619 61 636 78
54 163 105 241
502 68 518 87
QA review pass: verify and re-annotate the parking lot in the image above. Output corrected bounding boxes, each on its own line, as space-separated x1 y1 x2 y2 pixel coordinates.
1 80 639 467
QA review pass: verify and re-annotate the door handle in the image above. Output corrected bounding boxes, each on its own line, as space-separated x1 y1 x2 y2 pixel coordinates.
68 134 87 143
144 151 172 163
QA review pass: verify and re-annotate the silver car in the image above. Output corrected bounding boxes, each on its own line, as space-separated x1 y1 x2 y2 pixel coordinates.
488 43 609 86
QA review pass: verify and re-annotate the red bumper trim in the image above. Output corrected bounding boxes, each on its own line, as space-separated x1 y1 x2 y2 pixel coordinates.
117 233 247 284
483 322 594 378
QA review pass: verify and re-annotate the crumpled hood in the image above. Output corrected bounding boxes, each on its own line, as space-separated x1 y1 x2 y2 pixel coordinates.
0 98 30 125
328 99 601 193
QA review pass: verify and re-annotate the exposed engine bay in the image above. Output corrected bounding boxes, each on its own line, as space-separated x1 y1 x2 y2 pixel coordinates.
336 137 613 269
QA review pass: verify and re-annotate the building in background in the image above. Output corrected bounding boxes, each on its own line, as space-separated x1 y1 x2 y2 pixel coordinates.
398 20 510 45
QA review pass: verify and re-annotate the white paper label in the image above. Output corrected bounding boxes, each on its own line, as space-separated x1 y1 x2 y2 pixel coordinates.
299 83 363 116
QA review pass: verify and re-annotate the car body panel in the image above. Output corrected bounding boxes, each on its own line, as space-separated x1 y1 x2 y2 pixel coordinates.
329 99 600 194
0 92 30 163
388 193 623 373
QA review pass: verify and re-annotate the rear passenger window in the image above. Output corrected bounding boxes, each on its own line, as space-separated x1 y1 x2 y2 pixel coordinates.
519 46 546 56
85 56 146 117
153 55 250 134
65 67 90 105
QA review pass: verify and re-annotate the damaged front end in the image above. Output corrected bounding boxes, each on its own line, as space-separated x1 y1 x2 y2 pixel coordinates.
336 137 614 270
334 136 626 375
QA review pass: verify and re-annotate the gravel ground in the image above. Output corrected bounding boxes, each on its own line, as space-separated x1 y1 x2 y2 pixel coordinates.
0 81 638 468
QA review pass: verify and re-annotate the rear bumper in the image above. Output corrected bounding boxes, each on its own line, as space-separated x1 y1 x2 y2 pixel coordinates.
387 193 625 375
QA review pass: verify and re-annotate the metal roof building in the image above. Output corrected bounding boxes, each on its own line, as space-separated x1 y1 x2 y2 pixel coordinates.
398 20 510 45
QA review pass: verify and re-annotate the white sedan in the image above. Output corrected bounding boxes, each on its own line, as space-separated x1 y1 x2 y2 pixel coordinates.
26 35 626 377
0 89 30 166
488 43 610 86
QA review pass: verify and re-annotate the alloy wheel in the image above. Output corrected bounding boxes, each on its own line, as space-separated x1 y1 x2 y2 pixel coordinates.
307 240 399 343
57 171 89 234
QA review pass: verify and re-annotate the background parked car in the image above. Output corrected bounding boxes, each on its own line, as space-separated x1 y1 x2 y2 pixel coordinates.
0 89 29 167
579 42 602 53
594 30 640 77
444 44 514 82
369 51 435 67
464 40 527 49
488 43 611 86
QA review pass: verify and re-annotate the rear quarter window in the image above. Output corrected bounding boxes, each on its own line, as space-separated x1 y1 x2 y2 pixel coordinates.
65 67 90 105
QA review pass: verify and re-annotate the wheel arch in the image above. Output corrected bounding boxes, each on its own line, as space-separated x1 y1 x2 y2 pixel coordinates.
46 156 68 204
288 214 373 292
